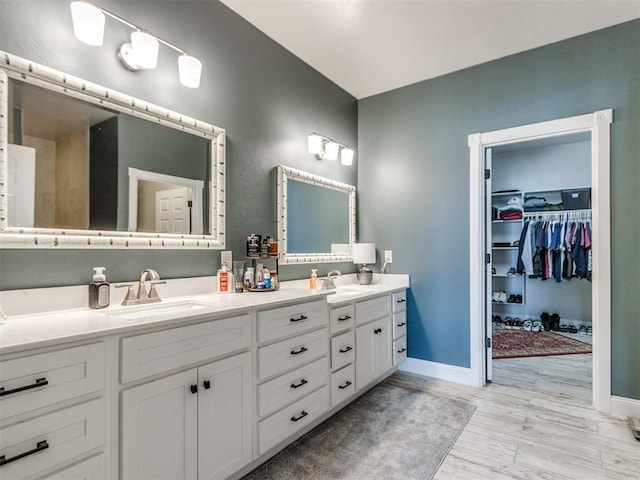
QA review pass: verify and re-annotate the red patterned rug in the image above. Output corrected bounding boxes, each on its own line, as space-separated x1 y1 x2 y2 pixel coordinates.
492 330 592 359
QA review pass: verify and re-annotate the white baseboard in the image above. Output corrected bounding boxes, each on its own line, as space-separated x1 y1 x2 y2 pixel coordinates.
399 357 481 387
610 395 640 418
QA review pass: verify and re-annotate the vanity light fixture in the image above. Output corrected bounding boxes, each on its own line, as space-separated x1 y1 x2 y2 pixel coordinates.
70 1 202 88
307 132 355 165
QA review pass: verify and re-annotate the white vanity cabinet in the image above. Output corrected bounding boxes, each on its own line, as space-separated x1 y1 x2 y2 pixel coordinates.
355 295 393 390
392 290 408 365
0 343 107 480
255 299 330 456
120 314 253 480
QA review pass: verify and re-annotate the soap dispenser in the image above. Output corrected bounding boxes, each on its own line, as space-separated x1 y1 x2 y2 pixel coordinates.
217 261 232 293
309 269 318 290
89 267 110 309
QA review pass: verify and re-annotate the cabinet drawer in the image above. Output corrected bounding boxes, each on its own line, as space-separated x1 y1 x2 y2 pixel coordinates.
355 295 390 326
257 300 326 344
329 304 355 334
392 312 407 340
0 398 105 479
330 364 356 407
121 314 251 383
257 357 328 418
258 328 328 381
258 385 329 455
393 337 408 365
330 330 355 372
36 453 105 480
392 290 407 313
0 343 105 420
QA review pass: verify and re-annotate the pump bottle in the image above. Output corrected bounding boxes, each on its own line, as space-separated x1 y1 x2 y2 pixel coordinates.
89 267 110 309
309 269 318 290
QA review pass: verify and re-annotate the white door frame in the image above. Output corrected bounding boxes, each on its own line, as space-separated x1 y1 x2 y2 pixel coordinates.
468 109 612 413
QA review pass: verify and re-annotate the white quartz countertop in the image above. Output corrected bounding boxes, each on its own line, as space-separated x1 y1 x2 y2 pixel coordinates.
0 274 409 354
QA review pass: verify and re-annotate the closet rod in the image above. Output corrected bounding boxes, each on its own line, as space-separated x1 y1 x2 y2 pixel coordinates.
523 209 591 220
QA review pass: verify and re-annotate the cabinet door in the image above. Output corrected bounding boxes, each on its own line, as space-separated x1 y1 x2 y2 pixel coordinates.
198 352 252 480
355 317 391 390
121 369 198 480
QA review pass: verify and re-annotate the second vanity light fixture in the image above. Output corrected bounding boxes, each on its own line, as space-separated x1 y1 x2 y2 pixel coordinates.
70 1 202 88
308 133 355 166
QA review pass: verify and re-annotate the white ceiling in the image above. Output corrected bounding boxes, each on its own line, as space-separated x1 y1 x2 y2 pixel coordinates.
220 0 640 99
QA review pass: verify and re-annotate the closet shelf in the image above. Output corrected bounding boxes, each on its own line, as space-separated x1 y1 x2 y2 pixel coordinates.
492 219 523 224
492 246 518 250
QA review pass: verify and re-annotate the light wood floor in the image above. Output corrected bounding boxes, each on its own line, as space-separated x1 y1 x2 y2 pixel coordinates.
426 354 640 479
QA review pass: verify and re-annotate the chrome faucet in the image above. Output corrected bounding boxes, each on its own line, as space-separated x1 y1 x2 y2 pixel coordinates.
322 269 342 290
116 269 166 306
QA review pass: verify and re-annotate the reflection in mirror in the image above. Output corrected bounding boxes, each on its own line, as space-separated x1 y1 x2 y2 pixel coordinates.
0 50 225 249
276 166 356 264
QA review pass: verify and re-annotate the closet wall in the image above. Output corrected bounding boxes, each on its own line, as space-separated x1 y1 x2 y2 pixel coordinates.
491 137 592 326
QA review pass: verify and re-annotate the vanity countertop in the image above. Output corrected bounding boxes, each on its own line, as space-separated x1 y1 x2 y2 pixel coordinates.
0 274 409 354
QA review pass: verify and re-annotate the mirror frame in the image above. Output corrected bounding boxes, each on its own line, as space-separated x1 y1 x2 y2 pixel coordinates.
277 165 356 265
0 50 226 249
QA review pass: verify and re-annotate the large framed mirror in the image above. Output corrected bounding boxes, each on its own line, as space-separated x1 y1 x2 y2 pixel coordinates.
277 165 356 264
0 50 225 249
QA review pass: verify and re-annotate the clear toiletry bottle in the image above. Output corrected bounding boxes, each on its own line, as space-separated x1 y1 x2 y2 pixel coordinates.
244 267 255 290
217 261 232 293
310 269 318 290
89 267 110 309
255 263 265 288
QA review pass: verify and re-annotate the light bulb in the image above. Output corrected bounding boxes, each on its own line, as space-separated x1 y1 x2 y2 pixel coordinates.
325 141 339 160
308 134 322 155
131 30 159 69
179 54 202 88
341 148 354 166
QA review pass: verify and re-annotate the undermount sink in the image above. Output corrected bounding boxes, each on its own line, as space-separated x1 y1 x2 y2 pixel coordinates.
106 301 212 320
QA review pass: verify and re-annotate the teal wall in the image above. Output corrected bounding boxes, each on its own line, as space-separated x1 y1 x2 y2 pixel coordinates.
0 0 358 288
358 20 640 399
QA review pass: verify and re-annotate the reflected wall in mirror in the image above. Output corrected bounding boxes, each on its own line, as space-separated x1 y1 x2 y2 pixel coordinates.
0 50 225 249
277 165 356 264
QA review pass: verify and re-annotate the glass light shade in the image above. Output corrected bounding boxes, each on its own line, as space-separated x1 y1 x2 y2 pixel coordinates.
70 1 105 46
131 31 159 69
341 147 354 166
325 141 340 160
308 134 322 155
352 243 376 264
179 54 202 88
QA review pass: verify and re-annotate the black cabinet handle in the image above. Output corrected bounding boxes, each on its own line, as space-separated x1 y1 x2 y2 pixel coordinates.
203 380 211 390
374 328 382 334
290 346 308 355
339 346 353 353
338 381 352 390
397 347 407 353
290 411 308 422
0 377 48 397
0 440 49 466
290 315 308 323
290 379 308 389
396 298 407 303
338 315 352 321
396 322 406 327
190 384 198 394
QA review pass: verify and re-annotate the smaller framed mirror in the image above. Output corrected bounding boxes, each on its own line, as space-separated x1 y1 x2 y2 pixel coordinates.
277 165 356 264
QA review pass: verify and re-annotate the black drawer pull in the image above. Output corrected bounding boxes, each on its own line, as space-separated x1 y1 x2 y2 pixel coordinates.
339 346 353 353
396 322 406 327
290 379 308 389
290 315 308 323
374 328 382 334
396 298 407 303
0 377 48 397
190 384 198 394
290 347 308 355
397 347 407 353
290 411 308 422
0 440 49 467
338 315 352 321
203 380 211 390
338 381 352 390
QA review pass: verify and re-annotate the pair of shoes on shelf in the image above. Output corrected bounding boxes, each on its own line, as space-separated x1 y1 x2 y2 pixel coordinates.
492 291 507 303
505 317 523 329
507 294 523 303
567 325 578 334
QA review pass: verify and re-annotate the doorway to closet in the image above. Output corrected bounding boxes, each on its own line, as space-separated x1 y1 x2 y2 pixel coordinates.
468 110 612 413
487 135 593 398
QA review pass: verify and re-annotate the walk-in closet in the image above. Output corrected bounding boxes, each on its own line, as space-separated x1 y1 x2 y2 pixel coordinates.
487 133 594 391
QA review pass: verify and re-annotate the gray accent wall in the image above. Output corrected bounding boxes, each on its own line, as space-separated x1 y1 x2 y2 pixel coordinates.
0 0 357 288
358 20 640 399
